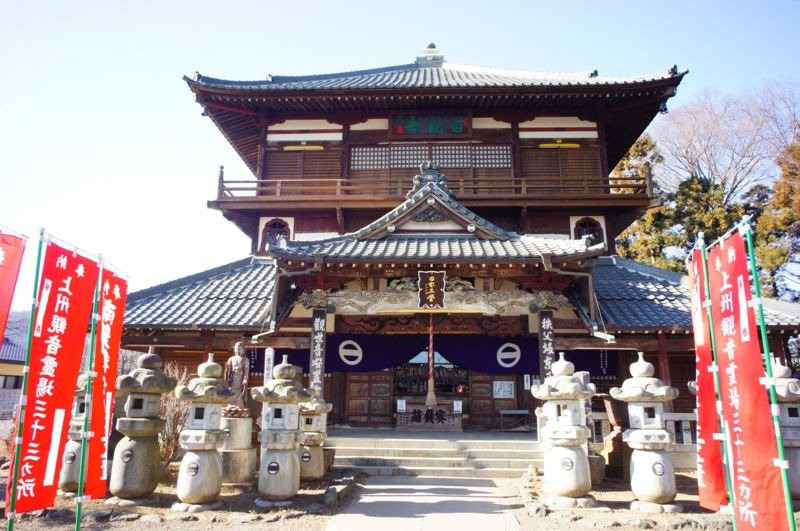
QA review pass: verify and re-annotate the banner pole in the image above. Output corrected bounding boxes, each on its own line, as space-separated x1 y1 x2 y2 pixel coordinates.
698 232 738 529
6 229 45 531
73 260 102 530
741 220 796 531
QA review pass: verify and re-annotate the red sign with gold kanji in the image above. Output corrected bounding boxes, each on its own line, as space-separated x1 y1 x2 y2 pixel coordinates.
687 248 727 511
0 231 26 340
84 267 127 500
707 232 788 530
6 241 99 513
418 271 445 309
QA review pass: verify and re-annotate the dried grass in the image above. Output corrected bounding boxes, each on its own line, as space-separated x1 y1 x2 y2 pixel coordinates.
158 362 189 468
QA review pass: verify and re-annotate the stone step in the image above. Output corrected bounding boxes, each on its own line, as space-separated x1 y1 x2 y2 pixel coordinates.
326 445 542 459
332 464 528 478
325 436 538 451
334 455 539 469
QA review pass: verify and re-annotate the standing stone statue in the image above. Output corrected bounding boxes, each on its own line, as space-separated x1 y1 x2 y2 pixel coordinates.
610 352 681 513
531 352 597 509
108 350 176 504
172 354 235 511
224 341 250 410
220 342 257 486
58 374 88 494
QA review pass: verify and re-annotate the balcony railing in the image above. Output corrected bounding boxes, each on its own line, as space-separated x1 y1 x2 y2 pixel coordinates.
216 175 652 201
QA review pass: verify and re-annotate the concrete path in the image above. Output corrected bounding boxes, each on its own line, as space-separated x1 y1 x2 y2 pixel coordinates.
326 475 522 531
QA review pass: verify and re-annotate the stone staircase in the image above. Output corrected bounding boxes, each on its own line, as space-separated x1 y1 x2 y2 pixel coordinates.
324 429 542 478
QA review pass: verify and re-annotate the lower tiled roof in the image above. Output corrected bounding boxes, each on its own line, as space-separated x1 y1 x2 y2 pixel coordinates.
125 257 276 330
1 312 29 363
594 256 800 331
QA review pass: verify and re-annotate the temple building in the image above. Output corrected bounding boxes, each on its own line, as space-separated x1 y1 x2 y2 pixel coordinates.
122 45 800 430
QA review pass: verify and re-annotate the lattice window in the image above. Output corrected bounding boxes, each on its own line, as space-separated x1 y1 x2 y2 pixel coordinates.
474 145 512 168
351 146 389 169
432 144 472 168
390 145 429 168
573 217 604 244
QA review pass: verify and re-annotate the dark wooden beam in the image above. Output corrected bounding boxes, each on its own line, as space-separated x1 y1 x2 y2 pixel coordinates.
657 332 673 412
256 120 268 179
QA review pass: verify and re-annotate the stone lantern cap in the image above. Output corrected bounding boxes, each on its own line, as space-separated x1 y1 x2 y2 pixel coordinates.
300 396 333 416
531 352 596 400
116 351 177 395
175 353 236 404
772 358 800 403
610 352 678 403
251 355 312 404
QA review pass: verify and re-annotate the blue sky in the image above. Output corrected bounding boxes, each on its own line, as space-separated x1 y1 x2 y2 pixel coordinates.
2 0 799 310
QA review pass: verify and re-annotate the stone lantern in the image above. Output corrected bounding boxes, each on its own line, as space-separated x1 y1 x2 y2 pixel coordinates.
298 395 333 481
250 355 310 503
109 350 176 503
610 352 680 513
531 352 597 508
58 374 88 494
772 357 800 499
171 354 235 511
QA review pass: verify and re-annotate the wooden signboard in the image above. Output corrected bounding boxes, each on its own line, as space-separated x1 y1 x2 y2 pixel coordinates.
418 271 446 309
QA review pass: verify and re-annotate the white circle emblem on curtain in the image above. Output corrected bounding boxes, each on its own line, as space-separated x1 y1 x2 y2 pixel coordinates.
339 340 363 366
496 343 521 368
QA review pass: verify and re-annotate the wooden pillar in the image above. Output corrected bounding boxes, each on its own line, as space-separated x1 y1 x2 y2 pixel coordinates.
340 123 351 181
657 332 674 412
256 118 268 180
771 331 788 366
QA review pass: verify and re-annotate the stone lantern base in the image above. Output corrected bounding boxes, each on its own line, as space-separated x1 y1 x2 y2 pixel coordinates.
176 449 224 504
629 449 678 506
171 500 224 513
298 443 325 481
630 500 684 513
258 448 301 500
542 444 592 501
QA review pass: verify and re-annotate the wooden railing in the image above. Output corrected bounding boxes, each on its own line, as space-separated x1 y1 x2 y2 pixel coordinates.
216 175 651 200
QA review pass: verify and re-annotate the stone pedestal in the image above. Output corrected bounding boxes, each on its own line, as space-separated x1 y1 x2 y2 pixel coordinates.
110 350 176 500
531 352 597 509
220 416 257 485
58 374 88 494
172 354 234 509
251 355 311 502
611 352 681 512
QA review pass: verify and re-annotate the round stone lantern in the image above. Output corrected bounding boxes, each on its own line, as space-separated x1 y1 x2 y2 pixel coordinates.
298 396 333 481
172 353 235 511
531 352 597 508
250 355 311 503
610 352 681 513
109 350 176 503
58 373 88 494
772 357 800 499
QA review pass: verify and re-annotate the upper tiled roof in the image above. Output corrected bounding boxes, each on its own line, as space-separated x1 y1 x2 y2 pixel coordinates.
593 256 800 331
125 258 276 330
189 62 683 92
1 311 28 363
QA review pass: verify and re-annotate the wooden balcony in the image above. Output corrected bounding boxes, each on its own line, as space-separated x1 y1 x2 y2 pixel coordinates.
210 174 653 211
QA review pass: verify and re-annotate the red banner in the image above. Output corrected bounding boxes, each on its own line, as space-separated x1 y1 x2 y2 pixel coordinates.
0 232 26 340
84 268 127 499
707 232 788 530
687 248 727 511
6 241 99 513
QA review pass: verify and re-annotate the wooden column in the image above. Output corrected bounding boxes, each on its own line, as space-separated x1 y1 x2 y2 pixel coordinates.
340 123 351 181
657 332 674 412
256 117 268 179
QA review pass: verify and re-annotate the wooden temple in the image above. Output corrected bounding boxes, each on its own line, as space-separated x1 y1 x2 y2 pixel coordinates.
121 44 800 429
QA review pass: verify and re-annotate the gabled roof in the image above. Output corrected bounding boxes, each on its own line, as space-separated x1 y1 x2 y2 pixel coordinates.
265 165 606 264
185 45 686 175
593 256 800 331
125 257 276 331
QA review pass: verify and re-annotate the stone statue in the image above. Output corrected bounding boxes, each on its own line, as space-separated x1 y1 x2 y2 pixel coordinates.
224 341 250 412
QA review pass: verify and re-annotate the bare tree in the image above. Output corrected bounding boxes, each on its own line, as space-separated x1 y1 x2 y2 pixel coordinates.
652 89 777 204
159 362 189 469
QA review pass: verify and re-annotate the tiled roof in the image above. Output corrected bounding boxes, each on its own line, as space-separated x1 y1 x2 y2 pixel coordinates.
125 258 276 330
593 256 800 330
1 311 28 363
270 234 602 263
267 166 606 264
188 62 683 92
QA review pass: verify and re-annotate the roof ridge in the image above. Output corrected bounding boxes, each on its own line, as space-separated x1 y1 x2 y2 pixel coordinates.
127 257 259 302
606 256 684 286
